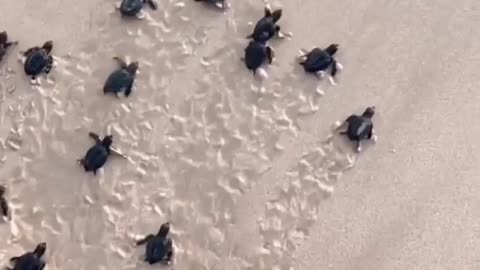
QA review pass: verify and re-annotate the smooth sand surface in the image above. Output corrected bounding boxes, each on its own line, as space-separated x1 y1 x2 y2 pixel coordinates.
1 0 480 269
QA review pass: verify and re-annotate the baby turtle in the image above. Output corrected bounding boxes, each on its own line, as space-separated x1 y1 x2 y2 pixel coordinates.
244 40 274 75
77 132 113 175
104 57 138 98
0 31 18 63
136 222 174 265
0 185 9 219
336 106 377 152
299 44 340 78
246 7 283 42
193 0 227 9
118 0 158 18
7 242 46 270
23 41 53 80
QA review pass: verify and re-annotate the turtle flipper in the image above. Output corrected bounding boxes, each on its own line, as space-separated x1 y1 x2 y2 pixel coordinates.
44 55 53 74
264 7 272 17
113 57 128 69
1 197 8 217
266 46 274 64
330 59 338 77
136 234 155 246
4 41 18 48
89 132 102 144
125 84 133 97
355 141 362 153
147 0 158 10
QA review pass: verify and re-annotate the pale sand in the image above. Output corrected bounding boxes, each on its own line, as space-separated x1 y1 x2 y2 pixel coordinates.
1 0 480 269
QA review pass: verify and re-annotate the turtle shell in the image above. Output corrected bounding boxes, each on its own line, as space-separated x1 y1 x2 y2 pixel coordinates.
251 17 276 42
13 253 45 270
302 48 333 73
245 41 267 71
120 0 144 16
24 50 48 76
145 236 172 264
83 145 109 172
346 116 373 141
103 69 135 95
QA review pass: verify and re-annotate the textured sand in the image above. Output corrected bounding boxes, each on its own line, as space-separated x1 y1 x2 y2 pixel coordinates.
1 0 480 269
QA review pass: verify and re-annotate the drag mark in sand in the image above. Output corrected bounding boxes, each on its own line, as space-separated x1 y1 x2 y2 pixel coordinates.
249 135 357 270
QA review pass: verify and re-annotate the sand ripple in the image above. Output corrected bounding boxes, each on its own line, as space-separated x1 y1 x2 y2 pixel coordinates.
1 1 348 269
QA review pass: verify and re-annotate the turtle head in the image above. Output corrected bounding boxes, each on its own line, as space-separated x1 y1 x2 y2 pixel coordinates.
362 106 376 118
158 222 170 237
33 242 47 257
0 32 7 44
325 44 339 56
0 185 5 196
42 41 53 54
126 61 139 75
272 9 282 23
102 135 113 148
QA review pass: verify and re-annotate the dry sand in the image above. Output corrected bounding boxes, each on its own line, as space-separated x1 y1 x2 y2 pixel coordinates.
1 0 480 269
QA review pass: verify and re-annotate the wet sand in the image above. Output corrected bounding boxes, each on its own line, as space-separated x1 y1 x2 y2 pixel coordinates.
1 0 480 269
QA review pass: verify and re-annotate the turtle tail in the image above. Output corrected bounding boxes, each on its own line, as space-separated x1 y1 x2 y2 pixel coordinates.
246 33 253 39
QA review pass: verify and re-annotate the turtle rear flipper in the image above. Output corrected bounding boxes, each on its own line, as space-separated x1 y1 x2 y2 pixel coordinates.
147 0 158 10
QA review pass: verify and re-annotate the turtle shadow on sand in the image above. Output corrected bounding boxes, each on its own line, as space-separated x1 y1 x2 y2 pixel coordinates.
77 132 128 175
334 106 377 153
6 242 47 270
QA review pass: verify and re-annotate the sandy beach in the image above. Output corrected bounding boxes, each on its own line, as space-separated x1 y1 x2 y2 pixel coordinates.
1 0 480 269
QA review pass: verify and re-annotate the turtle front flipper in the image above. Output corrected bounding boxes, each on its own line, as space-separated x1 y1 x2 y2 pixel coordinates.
147 0 158 10
125 82 133 97
23 47 37 57
9 256 20 262
44 55 54 74
4 41 18 48
266 46 274 64
89 132 102 144
1 197 8 217
330 59 338 77
136 234 155 246
113 57 128 69
264 6 272 17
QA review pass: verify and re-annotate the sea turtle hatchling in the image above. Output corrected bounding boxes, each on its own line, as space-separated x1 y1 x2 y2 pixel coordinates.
7 242 47 270
299 44 341 78
336 106 377 153
243 40 274 75
103 57 138 98
0 31 18 63
246 7 284 42
77 132 114 175
22 41 54 80
136 222 174 265
0 185 9 219
117 0 158 19
193 0 228 9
